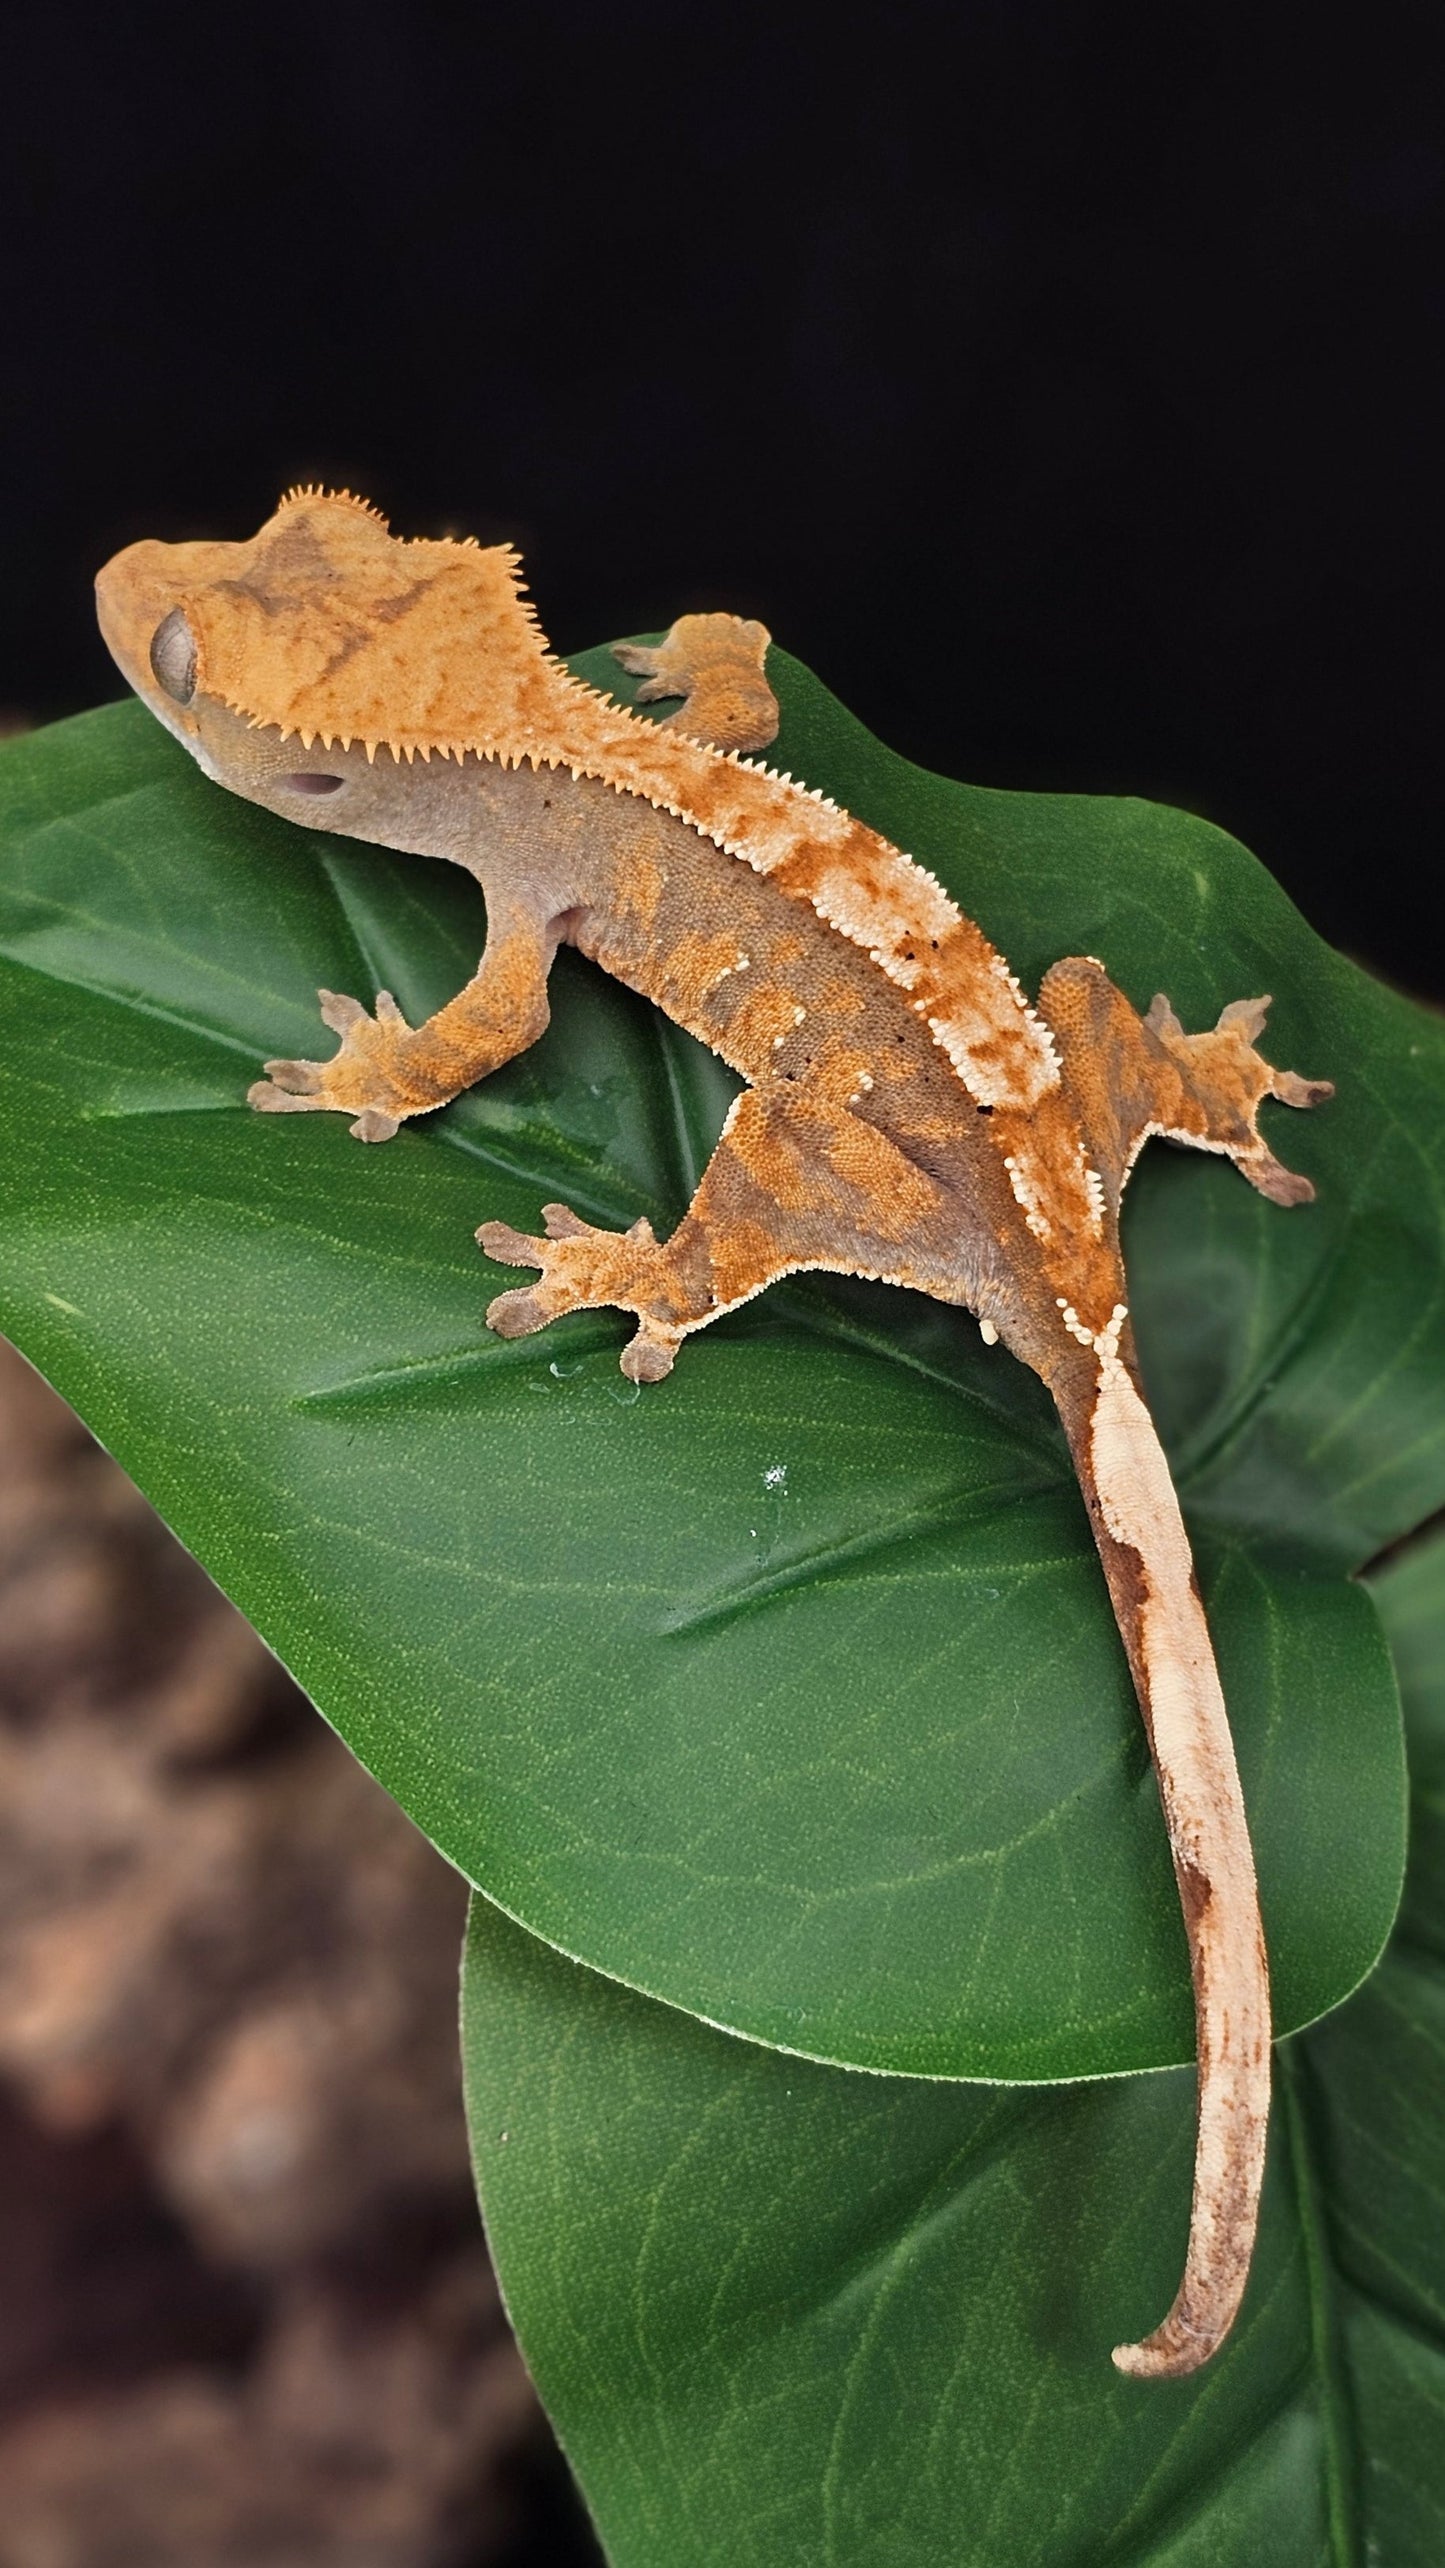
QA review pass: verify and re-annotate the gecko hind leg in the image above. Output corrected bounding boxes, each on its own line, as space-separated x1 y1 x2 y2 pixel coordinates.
1040 958 1333 1211
1142 990 1333 1204
480 1084 957 1381
612 613 779 753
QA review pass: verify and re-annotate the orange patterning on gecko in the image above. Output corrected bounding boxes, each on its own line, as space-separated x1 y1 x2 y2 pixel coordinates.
96 488 1333 2380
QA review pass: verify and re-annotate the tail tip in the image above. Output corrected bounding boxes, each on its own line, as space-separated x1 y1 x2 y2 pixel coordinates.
1110 2313 1224 2383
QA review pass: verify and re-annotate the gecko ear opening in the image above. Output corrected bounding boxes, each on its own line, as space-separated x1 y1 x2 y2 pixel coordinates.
149 608 197 706
281 773 346 795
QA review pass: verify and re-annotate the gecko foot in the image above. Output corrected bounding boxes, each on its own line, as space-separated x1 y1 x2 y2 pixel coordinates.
1145 992 1333 1205
613 614 778 754
247 988 423 1140
478 1203 685 1380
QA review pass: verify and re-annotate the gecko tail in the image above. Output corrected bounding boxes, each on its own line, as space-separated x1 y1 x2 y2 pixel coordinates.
1112 2288 1245 2381
1057 1350 1271 2383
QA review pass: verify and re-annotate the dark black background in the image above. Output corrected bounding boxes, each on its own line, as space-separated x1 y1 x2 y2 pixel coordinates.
2 2 1443 1002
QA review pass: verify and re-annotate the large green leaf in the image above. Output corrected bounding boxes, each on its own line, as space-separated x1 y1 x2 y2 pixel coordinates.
462 1521 1445 2567
0 646 1436 2075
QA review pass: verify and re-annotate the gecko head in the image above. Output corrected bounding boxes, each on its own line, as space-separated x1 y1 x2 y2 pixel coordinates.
95 487 558 804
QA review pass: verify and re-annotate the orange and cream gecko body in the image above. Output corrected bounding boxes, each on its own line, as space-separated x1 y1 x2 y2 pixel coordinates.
95 488 1332 2380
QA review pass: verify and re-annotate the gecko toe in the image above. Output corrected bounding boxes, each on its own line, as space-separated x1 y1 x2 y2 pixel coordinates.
485 1287 548 1338
350 1108 401 1142
1273 1070 1334 1109
1217 995 1272 1039
621 1327 678 1383
1247 1152 1316 1206
248 1077 326 1114
261 1058 325 1094
610 641 660 679
318 989 367 1034
477 1220 545 1268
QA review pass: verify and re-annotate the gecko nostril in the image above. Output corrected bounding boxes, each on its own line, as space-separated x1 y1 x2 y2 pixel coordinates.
281 773 346 795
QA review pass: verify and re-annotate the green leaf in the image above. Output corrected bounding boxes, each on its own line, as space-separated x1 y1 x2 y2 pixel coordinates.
460 1521 1445 2567
0 646 1436 2075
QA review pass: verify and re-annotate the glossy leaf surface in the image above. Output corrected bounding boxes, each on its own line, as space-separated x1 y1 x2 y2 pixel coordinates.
464 1523 1445 2566
0 645 1436 2074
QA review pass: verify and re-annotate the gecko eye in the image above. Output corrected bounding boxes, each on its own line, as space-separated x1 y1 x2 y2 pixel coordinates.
149 608 197 706
281 772 346 795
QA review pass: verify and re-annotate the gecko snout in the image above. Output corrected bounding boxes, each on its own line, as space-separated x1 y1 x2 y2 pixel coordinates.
95 543 200 730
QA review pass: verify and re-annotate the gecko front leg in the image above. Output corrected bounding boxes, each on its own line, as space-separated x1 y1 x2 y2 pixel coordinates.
612 613 779 753
248 915 554 1141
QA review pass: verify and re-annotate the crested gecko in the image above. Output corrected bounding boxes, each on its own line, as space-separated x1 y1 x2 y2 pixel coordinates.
95 487 1332 2380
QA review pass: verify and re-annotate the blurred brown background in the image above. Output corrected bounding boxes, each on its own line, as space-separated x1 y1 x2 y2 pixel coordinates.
0 1340 600 2566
